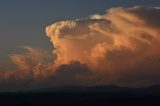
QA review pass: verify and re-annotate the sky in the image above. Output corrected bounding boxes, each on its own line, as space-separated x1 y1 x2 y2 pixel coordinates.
0 0 159 57
0 0 160 91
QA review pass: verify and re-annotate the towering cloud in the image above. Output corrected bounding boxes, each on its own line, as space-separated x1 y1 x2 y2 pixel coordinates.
46 6 160 87
0 6 160 91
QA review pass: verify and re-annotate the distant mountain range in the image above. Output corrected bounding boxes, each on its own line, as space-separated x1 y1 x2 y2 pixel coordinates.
1 85 160 105
28 85 160 95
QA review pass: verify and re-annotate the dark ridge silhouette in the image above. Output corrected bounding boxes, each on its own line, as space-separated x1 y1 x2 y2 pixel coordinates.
0 85 160 106
26 85 160 94
29 85 131 93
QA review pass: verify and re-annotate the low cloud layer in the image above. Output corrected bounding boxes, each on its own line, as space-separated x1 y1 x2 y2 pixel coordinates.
0 6 160 91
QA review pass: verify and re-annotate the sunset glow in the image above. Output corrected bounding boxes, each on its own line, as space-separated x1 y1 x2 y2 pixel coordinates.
0 1 160 91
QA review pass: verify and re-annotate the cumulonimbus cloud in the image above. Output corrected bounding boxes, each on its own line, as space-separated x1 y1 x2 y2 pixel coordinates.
0 6 160 91
46 6 160 87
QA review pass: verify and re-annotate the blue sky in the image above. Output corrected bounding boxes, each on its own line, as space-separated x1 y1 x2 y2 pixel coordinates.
0 0 159 58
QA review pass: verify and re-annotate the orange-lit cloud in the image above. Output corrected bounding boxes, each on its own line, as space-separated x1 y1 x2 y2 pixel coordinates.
0 6 160 91
0 47 91 91
0 46 56 80
46 6 160 87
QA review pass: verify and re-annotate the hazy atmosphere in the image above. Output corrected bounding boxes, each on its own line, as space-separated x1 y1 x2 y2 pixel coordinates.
0 0 160 91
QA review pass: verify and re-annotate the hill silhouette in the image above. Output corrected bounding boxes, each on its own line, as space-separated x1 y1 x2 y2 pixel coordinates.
1 85 160 106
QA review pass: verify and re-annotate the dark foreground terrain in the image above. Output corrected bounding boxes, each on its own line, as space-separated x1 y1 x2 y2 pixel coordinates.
1 85 160 106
